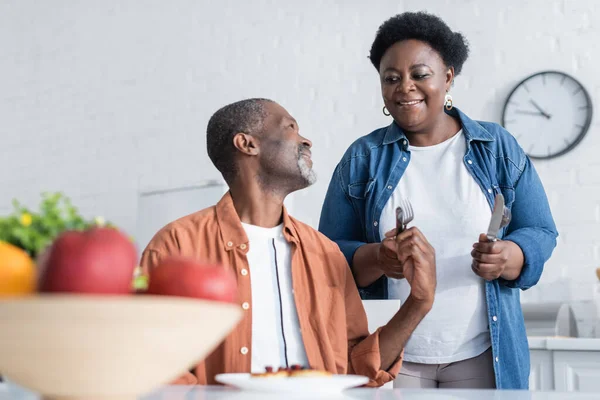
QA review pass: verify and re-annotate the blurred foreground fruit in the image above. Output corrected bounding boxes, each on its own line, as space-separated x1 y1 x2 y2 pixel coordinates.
0 241 36 296
147 257 237 303
38 227 137 294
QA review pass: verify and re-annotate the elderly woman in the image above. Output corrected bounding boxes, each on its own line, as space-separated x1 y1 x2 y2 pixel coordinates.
319 12 557 389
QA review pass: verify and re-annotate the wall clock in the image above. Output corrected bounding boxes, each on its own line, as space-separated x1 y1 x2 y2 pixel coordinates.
501 71 593 159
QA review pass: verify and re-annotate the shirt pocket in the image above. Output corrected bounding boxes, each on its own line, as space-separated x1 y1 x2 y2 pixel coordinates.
348 179 375 200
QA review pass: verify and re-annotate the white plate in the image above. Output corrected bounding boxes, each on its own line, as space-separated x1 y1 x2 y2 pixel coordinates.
215 373 369 395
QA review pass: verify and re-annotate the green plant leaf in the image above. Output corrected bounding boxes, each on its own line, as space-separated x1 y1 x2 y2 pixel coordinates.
0 192 125 260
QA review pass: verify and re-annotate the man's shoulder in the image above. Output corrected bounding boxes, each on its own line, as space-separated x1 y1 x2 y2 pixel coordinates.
288 216 350 289
144 206 219 252
288 216 344 254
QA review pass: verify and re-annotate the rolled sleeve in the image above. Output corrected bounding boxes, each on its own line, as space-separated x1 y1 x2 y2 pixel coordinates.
336 239 366 267
503 229 548 289
349 327 403 387
343 257 402 386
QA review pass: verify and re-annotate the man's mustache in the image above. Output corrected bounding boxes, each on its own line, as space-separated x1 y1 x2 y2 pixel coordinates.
298 145 311 158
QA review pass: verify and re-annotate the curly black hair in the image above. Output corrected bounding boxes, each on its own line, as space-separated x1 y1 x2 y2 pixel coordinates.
369 12 469 75
206 98 273 184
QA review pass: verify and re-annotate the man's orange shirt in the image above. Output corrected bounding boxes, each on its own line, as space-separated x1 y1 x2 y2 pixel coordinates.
140 192 402 387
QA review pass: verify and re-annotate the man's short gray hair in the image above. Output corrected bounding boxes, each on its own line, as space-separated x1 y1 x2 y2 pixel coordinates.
206 98 273 184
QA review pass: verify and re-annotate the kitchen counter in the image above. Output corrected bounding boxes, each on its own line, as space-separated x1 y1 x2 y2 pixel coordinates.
528 336 600 351
528 336 600 391
2 385 600 400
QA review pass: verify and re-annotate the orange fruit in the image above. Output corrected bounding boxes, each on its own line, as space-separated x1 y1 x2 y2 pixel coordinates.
0 241 36 296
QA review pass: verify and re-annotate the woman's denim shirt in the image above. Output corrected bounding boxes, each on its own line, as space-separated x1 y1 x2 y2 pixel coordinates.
318 107 558 389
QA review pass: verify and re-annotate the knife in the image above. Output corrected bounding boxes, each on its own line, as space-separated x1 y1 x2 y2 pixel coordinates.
486 193 505 242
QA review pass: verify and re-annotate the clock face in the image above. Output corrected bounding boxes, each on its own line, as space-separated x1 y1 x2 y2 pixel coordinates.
501 71 593 159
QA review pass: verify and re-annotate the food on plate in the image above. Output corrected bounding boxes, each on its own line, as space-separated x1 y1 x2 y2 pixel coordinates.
251 365 332 378
289 365 333 378
250 366 289 378
146 256 237 303
38 227 137 295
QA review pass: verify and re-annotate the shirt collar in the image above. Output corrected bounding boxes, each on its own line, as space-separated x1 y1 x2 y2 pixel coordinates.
381 107 495 146
215 191 300 251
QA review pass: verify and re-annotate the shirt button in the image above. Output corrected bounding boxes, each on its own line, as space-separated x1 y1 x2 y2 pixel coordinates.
488 188 493 193
227 241 233 247
242 302 250 310
240 268 248 276
240 347 248 355
402 157 407 162
495 356 499 363
492 315 498 322
402 139 407 145
240 243 247 250
387 185 393 190
373 221 378 226
467 159 473 165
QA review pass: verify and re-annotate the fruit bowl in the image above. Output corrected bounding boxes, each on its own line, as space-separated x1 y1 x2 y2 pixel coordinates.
0 294 242 399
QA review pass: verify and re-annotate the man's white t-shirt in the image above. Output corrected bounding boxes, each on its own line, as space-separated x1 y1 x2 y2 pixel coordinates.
241 222 309 372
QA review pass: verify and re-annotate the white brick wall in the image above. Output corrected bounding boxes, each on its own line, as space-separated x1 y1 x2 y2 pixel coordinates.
1 0 599 301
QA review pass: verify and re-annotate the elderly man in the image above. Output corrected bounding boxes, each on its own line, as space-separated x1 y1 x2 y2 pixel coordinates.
140 98 436 386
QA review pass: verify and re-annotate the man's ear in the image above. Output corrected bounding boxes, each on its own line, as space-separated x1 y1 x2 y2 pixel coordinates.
232 133 259 156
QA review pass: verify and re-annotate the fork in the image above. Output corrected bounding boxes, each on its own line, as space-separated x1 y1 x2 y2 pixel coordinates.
395 198 414 235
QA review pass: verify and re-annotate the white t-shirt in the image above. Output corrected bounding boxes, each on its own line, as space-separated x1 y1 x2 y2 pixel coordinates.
379 130 492 364
241 222 309 372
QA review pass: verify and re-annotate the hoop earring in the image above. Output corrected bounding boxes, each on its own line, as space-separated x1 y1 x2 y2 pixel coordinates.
383 106 391 116
444 94 453 111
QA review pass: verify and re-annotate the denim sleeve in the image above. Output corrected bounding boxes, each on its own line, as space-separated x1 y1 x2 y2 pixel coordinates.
318 164 366 267
502 155 558 290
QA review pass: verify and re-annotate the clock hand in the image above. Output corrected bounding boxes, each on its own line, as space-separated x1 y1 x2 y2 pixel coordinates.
515 109 550 117
529 100 552 119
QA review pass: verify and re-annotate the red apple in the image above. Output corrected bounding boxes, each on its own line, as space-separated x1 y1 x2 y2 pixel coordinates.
147 257 237 303
38 227 137 295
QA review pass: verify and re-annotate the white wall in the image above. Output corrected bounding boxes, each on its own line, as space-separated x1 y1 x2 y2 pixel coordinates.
1 0 599 302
